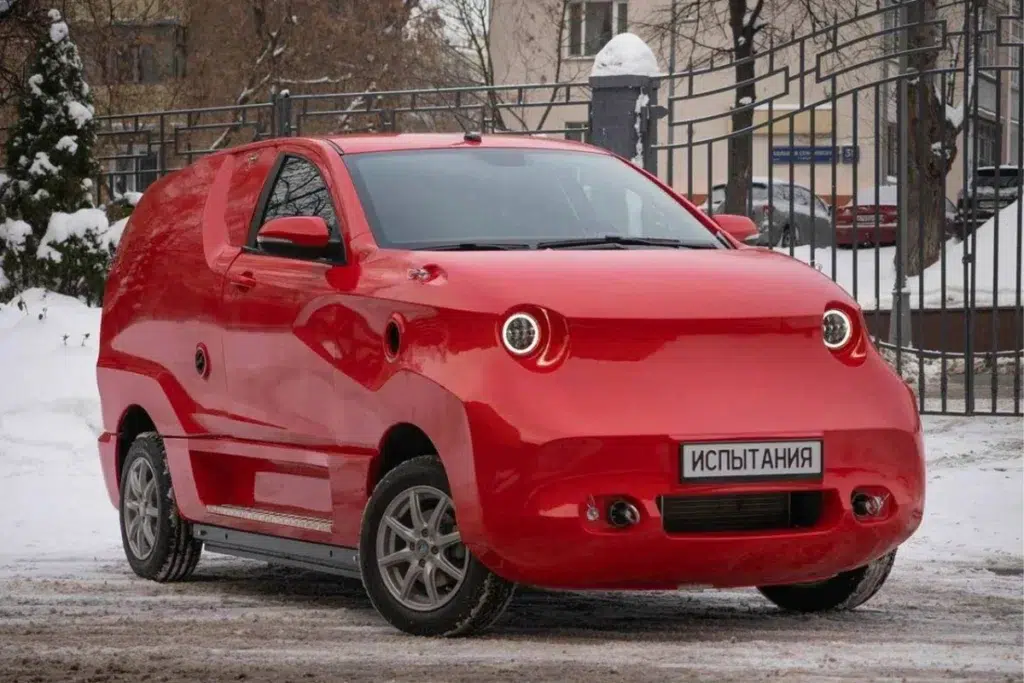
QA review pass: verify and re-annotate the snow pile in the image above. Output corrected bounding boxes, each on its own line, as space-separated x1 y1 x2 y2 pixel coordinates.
28 151 60 177
0 217 32 249
0 289 116 568
590 33 661 78
48 9 68 43
65 100 94 129
36 208 122 262
899 415 1023 569
122 191 143 206
778 200 1023 309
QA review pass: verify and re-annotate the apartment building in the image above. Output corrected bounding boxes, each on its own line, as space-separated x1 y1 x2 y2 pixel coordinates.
489 0 1022 202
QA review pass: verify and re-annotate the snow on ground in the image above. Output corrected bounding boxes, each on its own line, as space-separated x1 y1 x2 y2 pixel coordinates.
0 289 1021 680
776 200 1023 310
0 289 112 570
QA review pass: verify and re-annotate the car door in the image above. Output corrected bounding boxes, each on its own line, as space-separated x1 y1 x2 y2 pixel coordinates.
216 148 350 523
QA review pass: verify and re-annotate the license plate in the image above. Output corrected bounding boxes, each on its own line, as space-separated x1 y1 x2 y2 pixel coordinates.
680 440 823 482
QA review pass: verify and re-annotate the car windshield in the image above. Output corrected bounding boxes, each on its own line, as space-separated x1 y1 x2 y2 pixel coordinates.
710 185 769 205
342 148 722 250
974 167 1020 188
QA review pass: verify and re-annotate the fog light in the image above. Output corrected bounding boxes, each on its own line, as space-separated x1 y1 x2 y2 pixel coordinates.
607 500 640 528
852 491 888 518
822 308 853 350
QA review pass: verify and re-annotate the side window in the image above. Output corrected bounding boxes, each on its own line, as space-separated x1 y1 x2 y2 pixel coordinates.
259 156 340 239
793 187 812 206
773 184 790 202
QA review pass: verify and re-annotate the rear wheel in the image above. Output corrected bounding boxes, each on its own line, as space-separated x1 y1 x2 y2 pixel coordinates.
757 549 897 612
359 455 516 636
119 432 202 582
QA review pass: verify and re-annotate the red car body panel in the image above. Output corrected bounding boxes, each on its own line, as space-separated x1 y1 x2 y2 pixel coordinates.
96 133 925 590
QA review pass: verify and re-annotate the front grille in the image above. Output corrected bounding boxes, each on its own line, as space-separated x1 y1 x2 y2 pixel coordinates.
660 491 822 534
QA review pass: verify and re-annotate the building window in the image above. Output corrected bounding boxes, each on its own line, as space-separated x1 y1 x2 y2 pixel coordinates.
567 2 628 57
881 0 899 58
978 2 1002 70
173 26 187 79
976 118 999 166
102 24 186 84
1010 0 1021 89
565 121 590 143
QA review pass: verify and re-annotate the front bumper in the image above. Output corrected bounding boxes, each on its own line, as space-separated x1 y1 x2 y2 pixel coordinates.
467 427 924 590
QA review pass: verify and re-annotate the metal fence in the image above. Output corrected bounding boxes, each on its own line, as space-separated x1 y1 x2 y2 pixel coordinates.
0 0 1020 416
652 0 1023 418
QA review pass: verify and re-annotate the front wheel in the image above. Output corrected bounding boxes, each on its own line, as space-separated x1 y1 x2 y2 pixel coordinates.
774 224 799 248
757 549 897 612
359 455 516 637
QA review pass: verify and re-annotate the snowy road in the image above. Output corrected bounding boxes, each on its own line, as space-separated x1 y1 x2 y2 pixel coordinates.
0 557 1021 682
1 291 1022 681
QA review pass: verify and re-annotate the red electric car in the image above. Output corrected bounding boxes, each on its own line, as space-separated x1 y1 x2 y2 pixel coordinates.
96 133 925 637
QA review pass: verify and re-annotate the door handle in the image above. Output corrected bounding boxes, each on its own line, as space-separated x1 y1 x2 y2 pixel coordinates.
228 270 256 290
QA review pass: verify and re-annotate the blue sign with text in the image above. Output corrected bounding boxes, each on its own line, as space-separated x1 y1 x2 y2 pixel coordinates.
771 146 859 164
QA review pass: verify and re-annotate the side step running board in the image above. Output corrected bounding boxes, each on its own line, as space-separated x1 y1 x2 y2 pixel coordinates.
193 524 361 579
206 504 332 533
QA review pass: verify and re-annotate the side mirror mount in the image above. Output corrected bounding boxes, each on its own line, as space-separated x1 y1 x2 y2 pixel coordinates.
712 214 759 244
256 215 331 258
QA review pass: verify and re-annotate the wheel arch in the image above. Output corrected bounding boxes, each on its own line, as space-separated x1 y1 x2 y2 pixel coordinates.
116 404 157 485
370 422 439 495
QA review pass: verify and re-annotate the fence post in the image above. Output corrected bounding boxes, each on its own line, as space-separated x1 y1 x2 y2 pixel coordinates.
588 74 663 175
274 90 293 137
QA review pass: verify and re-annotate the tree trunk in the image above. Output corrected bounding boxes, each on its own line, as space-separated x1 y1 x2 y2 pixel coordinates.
904 0 960 277
724 0 756 216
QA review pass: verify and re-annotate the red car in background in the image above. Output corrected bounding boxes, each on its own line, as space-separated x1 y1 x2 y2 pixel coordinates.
96 133 925 637
835 185 960 245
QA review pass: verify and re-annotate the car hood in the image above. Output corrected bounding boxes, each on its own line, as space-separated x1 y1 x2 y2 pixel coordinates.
357 247 854 320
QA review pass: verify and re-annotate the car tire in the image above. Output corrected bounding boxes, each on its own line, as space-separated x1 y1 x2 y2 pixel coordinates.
119 432 202 582
757 549 897 613
774 225 796 248
359 455 516 637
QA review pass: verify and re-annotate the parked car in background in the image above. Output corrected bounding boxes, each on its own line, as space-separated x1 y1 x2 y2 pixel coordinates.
701 179 834 247
834 185 959 246
957 165 1021 230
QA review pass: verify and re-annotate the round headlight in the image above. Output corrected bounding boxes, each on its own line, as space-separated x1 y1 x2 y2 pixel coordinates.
822 309 853 350
502 313 540 355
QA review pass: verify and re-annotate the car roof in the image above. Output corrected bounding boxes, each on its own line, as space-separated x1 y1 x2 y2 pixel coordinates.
711 177 814 191
323 132 606 155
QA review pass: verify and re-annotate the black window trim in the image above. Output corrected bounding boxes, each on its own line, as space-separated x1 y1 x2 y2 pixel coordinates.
245 151 347 264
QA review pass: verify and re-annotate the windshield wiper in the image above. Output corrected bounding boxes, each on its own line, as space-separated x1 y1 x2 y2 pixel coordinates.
536 235 718 249
418 242 531 251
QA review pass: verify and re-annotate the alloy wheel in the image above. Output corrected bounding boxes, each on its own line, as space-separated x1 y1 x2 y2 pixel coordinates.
123 456 161 560
375 485 468 612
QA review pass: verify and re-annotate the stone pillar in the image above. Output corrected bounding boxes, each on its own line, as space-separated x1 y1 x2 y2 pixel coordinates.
587 33 665 176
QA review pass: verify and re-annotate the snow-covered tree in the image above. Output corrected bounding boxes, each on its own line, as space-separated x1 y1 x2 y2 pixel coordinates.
0 8 111 303
2 8 98 229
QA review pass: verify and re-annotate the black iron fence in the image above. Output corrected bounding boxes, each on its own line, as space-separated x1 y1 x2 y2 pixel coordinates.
0 0 1020 416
